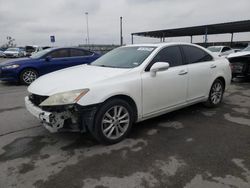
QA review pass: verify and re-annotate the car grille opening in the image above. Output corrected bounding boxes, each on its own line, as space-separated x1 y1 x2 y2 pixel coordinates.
29 94 49 106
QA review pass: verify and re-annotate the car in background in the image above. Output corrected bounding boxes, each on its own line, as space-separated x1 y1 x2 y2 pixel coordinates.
42 46 51 50
3 47 25 58
25 43 231 144
207 46 235 57
0 47 101 84
25 45 43 57
228 46 250 79
233 48 243 53
19 47 27 57
0 48 6 57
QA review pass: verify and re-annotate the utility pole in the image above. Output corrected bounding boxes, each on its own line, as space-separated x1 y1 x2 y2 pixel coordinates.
120 16 123 46
85 12 90 45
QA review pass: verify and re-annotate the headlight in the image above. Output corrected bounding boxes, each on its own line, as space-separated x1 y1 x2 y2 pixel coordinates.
40 89 89 106
2 64 20 69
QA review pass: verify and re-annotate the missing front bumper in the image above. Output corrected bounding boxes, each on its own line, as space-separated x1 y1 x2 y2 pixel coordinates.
25 97 80 133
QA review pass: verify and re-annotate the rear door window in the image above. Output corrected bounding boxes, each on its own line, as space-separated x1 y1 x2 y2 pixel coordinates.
70 49 93 57
49 49 70 58
181 45 213 64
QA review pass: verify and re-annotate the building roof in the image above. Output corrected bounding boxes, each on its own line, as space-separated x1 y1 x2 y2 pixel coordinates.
132 20 250 38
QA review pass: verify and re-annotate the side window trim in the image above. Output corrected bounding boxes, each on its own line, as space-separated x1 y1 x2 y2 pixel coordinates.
145 45 184 72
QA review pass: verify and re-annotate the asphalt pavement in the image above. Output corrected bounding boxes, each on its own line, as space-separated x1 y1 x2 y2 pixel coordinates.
0 57 250 188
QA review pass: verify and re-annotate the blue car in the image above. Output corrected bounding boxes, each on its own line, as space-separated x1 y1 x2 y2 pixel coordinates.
0 47 100 85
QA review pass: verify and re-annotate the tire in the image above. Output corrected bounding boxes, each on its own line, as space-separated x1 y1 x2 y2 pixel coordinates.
204 79 224 108
20 69 38 85
89 99 134 145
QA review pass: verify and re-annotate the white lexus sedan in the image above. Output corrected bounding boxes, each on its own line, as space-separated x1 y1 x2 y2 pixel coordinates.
25 43 231 144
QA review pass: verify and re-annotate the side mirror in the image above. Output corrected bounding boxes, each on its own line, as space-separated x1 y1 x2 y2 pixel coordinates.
45 56 52 61
150 62 170 76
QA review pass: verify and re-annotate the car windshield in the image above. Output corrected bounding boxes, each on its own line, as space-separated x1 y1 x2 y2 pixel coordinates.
207 46 222 52
30 48 53 59
7 48 19 51
242 46 250 52
91 46 156 68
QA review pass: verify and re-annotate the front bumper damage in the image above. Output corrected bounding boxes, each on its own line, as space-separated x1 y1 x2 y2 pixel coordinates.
25 96 98 133
25 97 84 133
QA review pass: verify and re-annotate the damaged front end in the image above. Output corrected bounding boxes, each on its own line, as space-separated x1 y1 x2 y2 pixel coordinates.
25 94 97 133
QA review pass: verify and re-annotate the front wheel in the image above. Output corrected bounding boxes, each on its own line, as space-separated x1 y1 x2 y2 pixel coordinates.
20 69 38 85
89 99 134 145
204 79 224 108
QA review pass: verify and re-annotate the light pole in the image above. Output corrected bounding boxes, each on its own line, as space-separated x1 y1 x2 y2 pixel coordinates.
85 12 90 45
120 16 123 46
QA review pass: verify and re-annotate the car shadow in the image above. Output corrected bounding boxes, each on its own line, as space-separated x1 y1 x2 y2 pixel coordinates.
232 77 250 83
0 81 23 87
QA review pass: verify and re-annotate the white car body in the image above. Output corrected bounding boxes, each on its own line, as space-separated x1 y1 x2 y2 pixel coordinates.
207 46 235 57
25 43 231 142
227 51 250 59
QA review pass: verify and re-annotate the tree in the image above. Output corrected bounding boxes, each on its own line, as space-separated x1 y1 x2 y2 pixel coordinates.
1 36 16 48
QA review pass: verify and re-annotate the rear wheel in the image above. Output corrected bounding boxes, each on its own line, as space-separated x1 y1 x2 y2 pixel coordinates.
89 99 134 145
20 69 38 85
204 79 224 107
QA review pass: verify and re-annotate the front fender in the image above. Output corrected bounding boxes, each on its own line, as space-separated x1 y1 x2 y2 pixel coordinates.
76 79 142 118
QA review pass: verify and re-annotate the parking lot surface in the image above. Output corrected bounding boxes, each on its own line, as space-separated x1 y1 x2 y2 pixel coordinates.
0 57 250 188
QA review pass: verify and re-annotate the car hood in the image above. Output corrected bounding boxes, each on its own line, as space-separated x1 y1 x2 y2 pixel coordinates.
0 58 34 67
28 65 131 96
227 51 250 59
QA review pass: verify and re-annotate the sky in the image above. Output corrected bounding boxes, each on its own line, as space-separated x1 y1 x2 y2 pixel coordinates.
0 0 250 46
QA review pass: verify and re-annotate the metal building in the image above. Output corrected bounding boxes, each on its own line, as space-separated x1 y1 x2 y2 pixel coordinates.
131 20 250 47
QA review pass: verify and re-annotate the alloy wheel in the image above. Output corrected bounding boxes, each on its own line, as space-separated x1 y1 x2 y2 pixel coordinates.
210 82 223 105
22 70 37 84
101 105 130 140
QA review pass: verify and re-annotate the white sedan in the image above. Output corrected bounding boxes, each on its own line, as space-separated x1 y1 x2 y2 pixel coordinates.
3 48 24 58
207 46 235 57
25 43 231 144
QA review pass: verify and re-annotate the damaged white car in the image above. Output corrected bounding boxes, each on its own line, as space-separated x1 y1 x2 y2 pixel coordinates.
25 43 231 144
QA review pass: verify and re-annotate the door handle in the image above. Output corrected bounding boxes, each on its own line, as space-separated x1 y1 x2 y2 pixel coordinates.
210 64 217 68
178 70 188 75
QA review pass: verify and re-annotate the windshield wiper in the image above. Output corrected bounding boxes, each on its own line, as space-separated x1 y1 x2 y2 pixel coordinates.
93 64 118 68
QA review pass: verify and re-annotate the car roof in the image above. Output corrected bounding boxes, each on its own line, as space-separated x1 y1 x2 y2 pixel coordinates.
125 42 217 59
125 42 201 48
49 47 93 51
207 46 229 48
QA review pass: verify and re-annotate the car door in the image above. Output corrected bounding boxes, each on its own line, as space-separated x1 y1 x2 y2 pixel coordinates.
43 49 71 74
142 46 188 116
69 49 95 66
181 45 215 102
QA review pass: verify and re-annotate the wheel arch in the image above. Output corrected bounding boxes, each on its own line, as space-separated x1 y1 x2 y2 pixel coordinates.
102 94 138 123
214 76 226 91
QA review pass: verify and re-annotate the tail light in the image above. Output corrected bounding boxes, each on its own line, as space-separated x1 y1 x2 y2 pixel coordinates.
229 63 233 70
230 63 244 73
